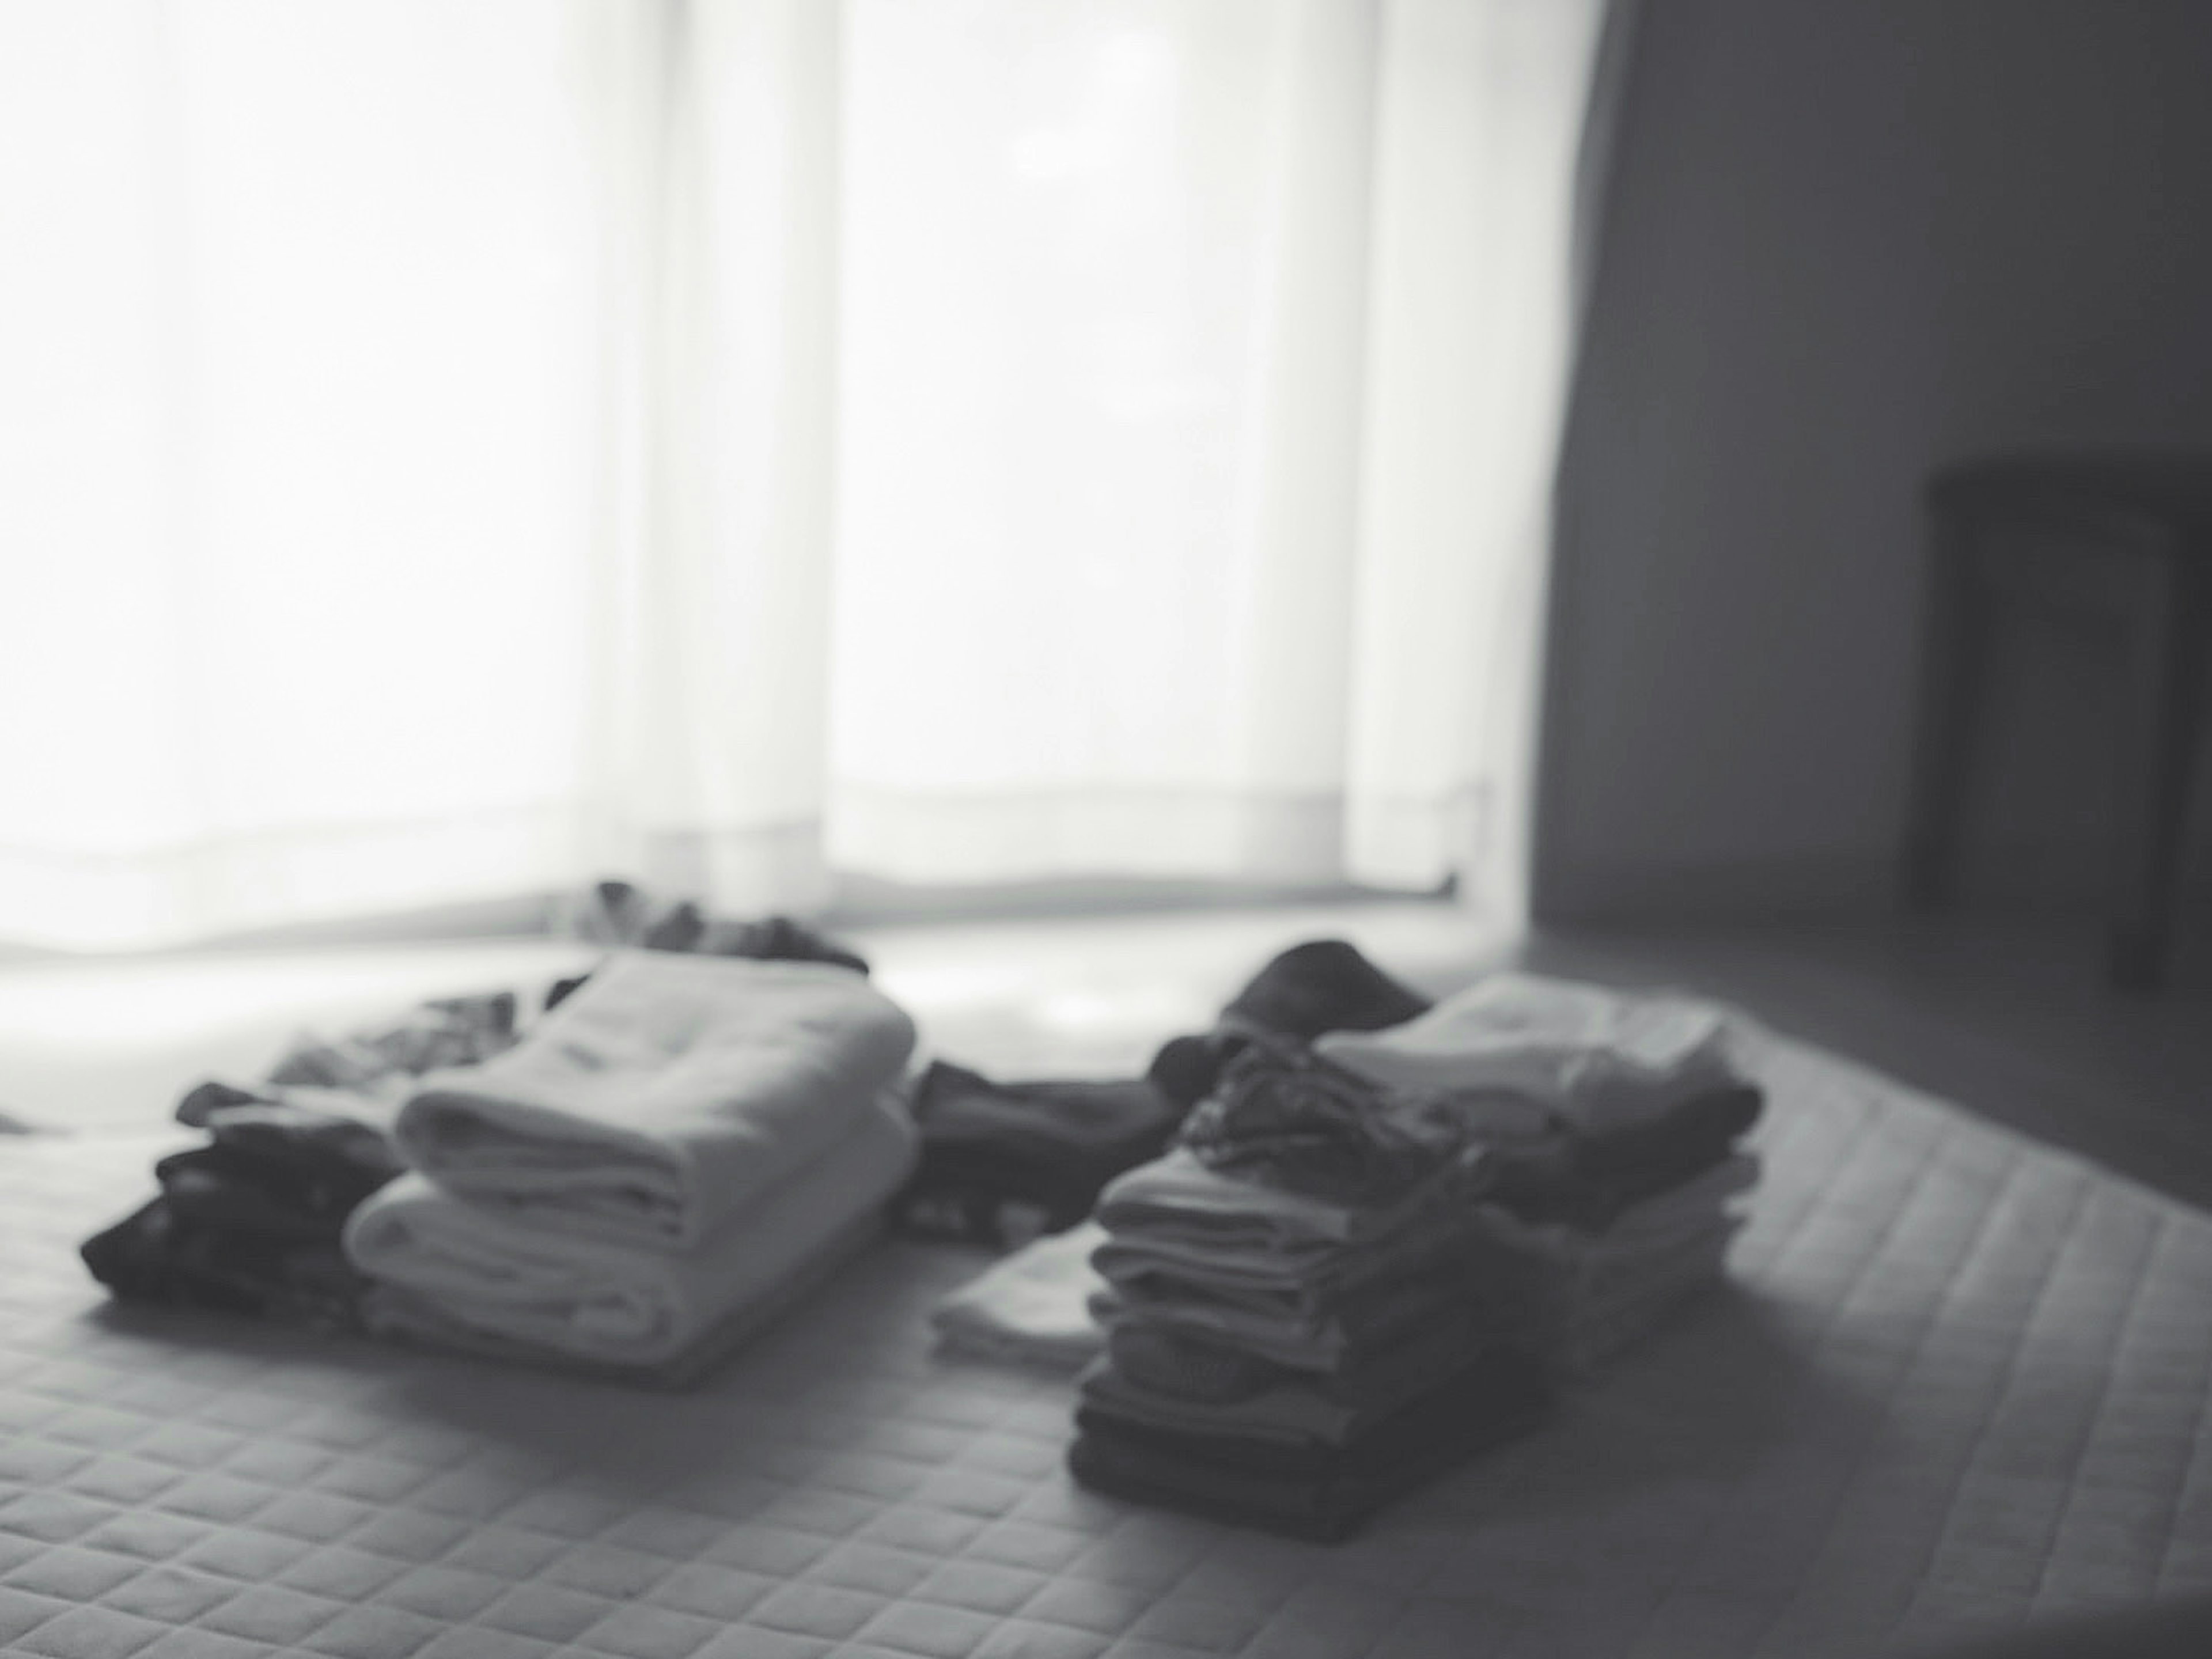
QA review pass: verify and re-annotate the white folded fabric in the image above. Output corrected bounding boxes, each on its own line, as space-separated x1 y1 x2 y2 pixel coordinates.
394 952 916 1250
929 1221 1108 1371
358 1209 884 1389
346 1093 917 1369
1314 972 1750 1134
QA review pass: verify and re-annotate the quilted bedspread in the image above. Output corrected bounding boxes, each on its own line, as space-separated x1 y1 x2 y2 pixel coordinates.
2 1030 2209 1659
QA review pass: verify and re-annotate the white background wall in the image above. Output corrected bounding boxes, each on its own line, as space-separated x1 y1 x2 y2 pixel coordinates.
1535 0 2212 921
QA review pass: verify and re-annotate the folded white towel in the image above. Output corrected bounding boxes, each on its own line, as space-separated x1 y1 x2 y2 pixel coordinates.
395 952 916 1251
1314 972 1748 1134
359 1208 884 1388
929 1222 1109 1371
346 1092 917 1368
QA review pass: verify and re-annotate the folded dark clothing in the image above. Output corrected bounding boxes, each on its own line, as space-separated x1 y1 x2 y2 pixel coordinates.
1105 1293 1490 1410
1485 1086 1763 1230
1093 1259 1478 1371
200 1101 404 1179
893 1062 1184 1245
1067 1348 1552 1541
81 1198 372 1331
1147 939 1429 1111
166 1090 406 1248
155 1131 399 1243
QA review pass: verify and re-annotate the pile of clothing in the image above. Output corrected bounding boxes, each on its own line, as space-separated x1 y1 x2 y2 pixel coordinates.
81 883 904 1386
1070 1038 1556 1541
80 993 519 1329
1315 972 1764 1375
1063 952 1765 1538
918 939 1426 1369
343 949 919 1385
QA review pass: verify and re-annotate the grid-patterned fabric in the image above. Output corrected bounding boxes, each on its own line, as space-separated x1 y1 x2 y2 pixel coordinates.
3 1031 2210 1659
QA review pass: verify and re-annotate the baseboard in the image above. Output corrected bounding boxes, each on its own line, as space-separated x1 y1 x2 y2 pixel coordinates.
1535 843 2212 929
1533 851 1899 925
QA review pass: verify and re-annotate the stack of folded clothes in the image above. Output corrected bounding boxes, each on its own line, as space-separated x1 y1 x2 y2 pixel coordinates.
1315 972 1765 1375
1069 964 1768 1537
343 950 921 1385
80 993 520 1330
1069 1040 1557 1541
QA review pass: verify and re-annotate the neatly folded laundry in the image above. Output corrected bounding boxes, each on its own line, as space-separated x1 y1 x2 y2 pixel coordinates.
1314 972 1751 1134
1079 1319 1502 1447
82 1199 372 1331
1090 1263 1474 1375
1460 1193 1751 1373
154 1132 394 1243
361 1207 884 1389
895 1062 1183 1246
193 1100 404 1177
1089 1194 1476 1314
928 1221 1108 1370
347 1092 916 1369
1147 938 1430 1110
1067 1348 1552 1541
395 952 917 1251
1479 1090 1763 1229
1480 1152 1760 1259
1096 1146 1468 1254
1103 1296 1489 1410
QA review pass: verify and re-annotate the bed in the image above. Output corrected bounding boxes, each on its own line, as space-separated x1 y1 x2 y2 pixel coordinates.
2 1026 2208 1659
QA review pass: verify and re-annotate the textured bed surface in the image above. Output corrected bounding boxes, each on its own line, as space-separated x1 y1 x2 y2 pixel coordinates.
3 1031 2210 1659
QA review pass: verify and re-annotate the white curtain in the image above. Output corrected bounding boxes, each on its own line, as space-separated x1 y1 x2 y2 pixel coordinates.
0 0 1606 952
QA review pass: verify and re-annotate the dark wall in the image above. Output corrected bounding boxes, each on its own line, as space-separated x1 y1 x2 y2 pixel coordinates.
1535 0 2212 919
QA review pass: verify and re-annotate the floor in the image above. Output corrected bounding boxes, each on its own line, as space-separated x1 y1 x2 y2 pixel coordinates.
6 899 2210 1213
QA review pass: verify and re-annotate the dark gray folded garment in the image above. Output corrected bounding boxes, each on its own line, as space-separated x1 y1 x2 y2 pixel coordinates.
1067 1347 1553 1541
81 1198 373 1332
893 1062 1184 1246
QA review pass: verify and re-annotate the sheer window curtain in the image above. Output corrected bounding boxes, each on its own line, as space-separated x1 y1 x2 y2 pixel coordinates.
0 0 1606 953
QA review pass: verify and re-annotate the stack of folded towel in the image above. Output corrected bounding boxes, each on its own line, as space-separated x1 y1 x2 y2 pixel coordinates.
342 950 920 1385
1316 972 1765 1375
1069 1040 1556 1541
81 993 519 1330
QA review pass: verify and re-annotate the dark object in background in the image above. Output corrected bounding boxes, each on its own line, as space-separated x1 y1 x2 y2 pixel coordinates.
1147 938 1431 1110
894 1061 1183 1247
546 887 872 1011
1902 450 2212 993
